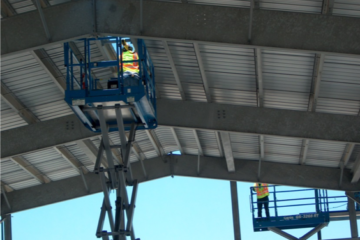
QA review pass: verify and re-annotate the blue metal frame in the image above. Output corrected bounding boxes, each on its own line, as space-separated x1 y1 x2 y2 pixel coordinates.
64 37 157 132
250 186 330 232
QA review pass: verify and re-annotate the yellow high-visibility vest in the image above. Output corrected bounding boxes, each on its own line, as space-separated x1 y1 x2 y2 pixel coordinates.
121 51 139 73
254 183 269 199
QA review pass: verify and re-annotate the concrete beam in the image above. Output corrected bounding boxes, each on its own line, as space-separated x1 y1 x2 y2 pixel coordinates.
2 154 360 215
2 0 360 56
2 100 360 159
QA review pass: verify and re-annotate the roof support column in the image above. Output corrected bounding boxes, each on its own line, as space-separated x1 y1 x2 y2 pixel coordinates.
347 195 359 238
4 214 12 240
230 181 241 240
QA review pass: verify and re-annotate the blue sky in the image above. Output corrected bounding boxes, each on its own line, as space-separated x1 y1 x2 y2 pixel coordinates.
3 175 359 240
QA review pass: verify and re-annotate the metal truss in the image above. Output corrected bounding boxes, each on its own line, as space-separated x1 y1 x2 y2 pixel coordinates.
94 105 140 240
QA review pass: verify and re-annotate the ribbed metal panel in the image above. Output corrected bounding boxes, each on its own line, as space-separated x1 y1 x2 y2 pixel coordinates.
230 133 259 160
306 140 347 168
317 55 360 115
264 136 302 164
64 142 95 172
144 39 182 100
1 51 73 122
260 0 322 13
262 50 314 111
197 130 221 157
22 148 79 181
199 43 257 106
150 0 181 2
135 131 156 156
188 0 250 7
1 158 41 190
168 41 206 102
174 128 198 155
333 0 360 17
154 126 179 153
9 0 36 14
347 144 360 169
10 178 41 190
1 99 28 131
49 0 71 5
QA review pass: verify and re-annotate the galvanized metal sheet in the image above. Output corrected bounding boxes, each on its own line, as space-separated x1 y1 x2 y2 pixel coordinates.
262 50 315 111
306 140 347 168
8 0 36 14
333 0 360 17
64 142 95 171
188 0 250 7
260 0 322 13
154 126 179 153
197 130 221 157
0 100 28 131
230 132 260 160
317 55 360 115
264 136 302 164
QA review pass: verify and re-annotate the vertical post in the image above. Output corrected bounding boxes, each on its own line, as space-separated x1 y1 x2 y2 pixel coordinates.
315 189 320 213
4 215 12 240
230 181 241 240
273 185 278 217
317 230 322 240
348 195 359 238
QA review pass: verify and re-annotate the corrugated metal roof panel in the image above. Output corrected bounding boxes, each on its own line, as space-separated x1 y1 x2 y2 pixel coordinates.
199 43 257 106
9 0 36 14
145 39 182 100
188 0 250 7
0 158 41 190
333 0 360 17
306 140 346 168
230 133 259 160
264 136 302 164
10 179 41 190
1 51 73 122
317 55 360 115
260 0 322 13
197 130 221 157
22 148 79 181
64 142 95 171
154 126 179 153
49 0 71 5
262 50 314 111
175 128 198 155
1 100 28 131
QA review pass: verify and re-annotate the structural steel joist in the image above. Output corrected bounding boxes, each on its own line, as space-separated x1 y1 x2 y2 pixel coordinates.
10 156 51 184
2 0 360 56
3 155 360 216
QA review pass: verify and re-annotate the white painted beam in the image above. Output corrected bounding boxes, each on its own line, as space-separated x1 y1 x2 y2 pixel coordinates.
351 152 360 183
193 129 203 156
54 146 89 174
309 54 325 112
170 127 184 154
10 156 50 184
145 130 165 156
194 43 211 103
220 132 235 172
162 41 186 100
255 48 263 107
1 82 40 124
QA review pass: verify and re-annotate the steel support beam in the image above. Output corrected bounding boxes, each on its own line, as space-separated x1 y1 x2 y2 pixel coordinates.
31 49 66 93
347 196 359 238
1 82 40 124
76 139 109 168
299 223 328 240
194 42 211 103
193 129 203 156
3 155 360 215
230 181 241 240
220 132 235 172
10 156 50 184
309 54 325 112
2 0 360 56
170 127 183 154
145 130 164 156
54 146 89 174
1 181 13 193
4 214 12 240
351 152 360 183
163 41 185 100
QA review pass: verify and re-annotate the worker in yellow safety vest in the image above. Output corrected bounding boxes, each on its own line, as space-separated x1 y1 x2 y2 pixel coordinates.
253 183 270 218
121 39 140 87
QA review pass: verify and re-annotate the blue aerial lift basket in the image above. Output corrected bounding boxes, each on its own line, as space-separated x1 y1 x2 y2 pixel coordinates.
64 37 157 133
250 186 330 232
